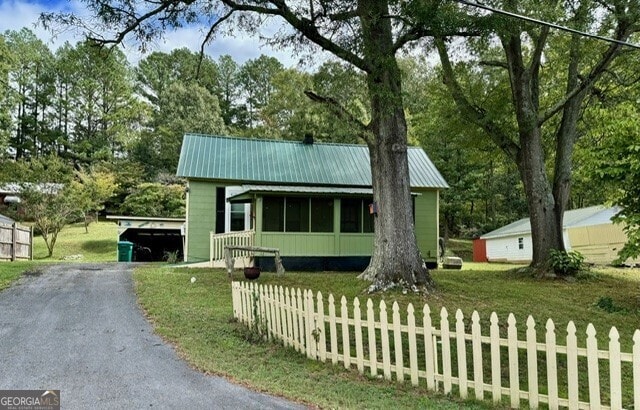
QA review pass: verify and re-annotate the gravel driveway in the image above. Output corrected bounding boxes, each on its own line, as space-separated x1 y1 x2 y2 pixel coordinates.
0 263 303 409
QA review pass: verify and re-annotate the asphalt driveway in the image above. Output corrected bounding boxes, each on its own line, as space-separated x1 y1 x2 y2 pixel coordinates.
0 263 303 409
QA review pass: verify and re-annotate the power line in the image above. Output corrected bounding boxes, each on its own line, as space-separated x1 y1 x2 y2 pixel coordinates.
454 0 640 50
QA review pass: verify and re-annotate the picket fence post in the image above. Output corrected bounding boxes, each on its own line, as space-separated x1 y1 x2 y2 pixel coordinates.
507 314 520 408
317 292 327 362
526 316 539 408
392 302 404 382
341 296 350 369
490 312 501 404
471 311 484 401
306 290 315 359
586 324 601 408
609 327 622 410
296 288 305 352
367 299 378 377
566 321 579 410
545 319 559 410
423 305 435 391
440 307 452 394
380 301 391 381
407 304 419 387
328 294 338 364
455 309 468 399
354 297 364 374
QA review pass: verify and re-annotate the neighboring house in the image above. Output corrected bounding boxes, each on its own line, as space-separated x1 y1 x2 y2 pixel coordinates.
0 183 64 203
476 205 638 265
0 213 14 225
0 184 21 205
176 134 448 271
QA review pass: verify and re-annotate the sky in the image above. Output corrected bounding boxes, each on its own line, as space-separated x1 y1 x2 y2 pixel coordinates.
0 0 305 66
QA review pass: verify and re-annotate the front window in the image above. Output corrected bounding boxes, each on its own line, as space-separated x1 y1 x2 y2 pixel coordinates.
263 197 285 231
285 197 309 232
263 196 334 233
229 203 247 231
340 198 374 233
311 198 334 232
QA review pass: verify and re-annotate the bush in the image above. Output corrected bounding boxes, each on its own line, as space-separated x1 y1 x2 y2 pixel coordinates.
549 249 585 276
594 296 627 314
120 183 185 217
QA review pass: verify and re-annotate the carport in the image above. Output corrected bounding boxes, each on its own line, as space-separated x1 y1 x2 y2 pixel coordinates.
106 216 185 262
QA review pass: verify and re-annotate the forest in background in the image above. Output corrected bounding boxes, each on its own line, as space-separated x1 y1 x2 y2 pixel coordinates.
0 26 637 242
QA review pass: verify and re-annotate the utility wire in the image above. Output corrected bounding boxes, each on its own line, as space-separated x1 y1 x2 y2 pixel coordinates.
454 0 640 50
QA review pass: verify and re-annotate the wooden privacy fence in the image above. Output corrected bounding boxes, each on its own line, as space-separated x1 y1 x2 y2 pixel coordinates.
232 282 640 409
0 222 32 261
210 230 255 265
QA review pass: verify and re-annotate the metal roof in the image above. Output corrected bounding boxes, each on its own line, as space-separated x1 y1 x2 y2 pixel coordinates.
0 214 14 225
481 206 621 239
176 134 448 189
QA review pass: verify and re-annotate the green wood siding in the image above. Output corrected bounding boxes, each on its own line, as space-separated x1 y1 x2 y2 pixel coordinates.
185 181 217 262
414 190 439 261
339 234 374 255
260 233 335 256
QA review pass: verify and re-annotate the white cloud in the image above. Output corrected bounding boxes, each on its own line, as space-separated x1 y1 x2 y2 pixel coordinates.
0 0 86 51
0 0 330 68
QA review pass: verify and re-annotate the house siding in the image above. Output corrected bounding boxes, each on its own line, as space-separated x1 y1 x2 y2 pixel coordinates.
414 190 439 262
187 182 442 266
485 234 532 263
185 181 217 262
567 223 640 265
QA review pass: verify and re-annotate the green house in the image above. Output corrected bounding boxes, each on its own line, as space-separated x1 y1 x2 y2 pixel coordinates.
176 134 448 270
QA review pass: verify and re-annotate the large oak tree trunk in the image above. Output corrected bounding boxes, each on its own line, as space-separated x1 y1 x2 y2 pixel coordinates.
516 128 565 268
357 0 433 291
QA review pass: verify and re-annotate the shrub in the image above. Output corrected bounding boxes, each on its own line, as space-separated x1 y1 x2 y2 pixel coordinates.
120 182 185 217
549 249 585 276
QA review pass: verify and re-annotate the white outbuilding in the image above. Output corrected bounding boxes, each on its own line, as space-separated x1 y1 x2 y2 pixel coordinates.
478 206 637 265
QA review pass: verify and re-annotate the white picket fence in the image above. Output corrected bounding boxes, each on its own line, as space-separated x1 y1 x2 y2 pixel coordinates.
232 281 640 409
210 230 255 265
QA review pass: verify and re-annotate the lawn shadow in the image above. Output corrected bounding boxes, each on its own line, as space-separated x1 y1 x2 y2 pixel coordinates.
81 239 116 254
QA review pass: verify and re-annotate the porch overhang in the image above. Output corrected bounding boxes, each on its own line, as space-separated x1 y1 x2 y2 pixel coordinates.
227 184 421 203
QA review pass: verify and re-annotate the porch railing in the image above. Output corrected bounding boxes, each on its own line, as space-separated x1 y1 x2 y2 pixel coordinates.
210 230 255 265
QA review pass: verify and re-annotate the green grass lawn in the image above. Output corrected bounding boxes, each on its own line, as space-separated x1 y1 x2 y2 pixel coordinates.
0 261 42 291
32 221 117 261
0 221 118 290
446 238 473 261
134 264 640 408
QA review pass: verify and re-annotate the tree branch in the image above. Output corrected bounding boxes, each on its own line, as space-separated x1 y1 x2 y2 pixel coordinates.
221 0 369 72
393 27 482 52
303 90 372 145
530 26 550 113
86 2 173 47
479 60 508 69
435 37 520 161
197 10 235 77
538 36 625 126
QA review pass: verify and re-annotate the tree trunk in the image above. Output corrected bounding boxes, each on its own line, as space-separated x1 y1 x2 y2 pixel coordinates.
502 30 567 270
357 0 434 291
516 128 564 269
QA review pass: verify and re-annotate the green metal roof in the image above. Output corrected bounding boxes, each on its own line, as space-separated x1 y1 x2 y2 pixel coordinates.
176 134 448 189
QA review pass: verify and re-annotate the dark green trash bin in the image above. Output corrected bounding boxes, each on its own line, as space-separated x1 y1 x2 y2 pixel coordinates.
117 241 134 262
